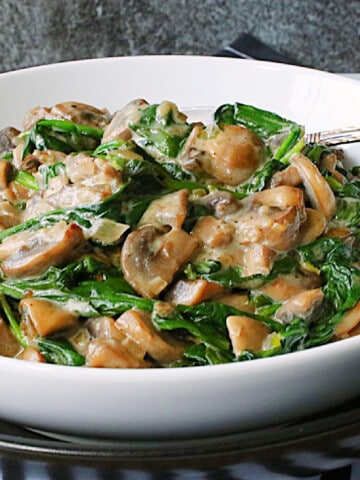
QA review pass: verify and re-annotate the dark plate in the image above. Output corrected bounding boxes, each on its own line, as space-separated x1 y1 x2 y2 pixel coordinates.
0 398 359 479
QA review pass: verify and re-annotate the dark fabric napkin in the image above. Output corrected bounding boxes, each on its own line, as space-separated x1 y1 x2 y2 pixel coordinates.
216 33 300 65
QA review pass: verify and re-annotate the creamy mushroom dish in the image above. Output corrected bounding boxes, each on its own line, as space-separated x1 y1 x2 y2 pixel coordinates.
0 99 359 368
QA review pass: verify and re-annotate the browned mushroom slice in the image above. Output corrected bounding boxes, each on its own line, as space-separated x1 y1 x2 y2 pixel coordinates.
323 227 353 242
17 346 45 363
270 165 302 188
65 153 122 188
0 222 86 278
225 186 306 252
121 226 198 298
39 153 124 212
258 273 321 302
348 324 360 337
86 338 148 368
320 152 347 184
165 279 224 306
296 208 327 246
23 106 52 130
115 309 184 364
200 190 239 217
334 301 360 338
86 316 146 360
139 189 189 229
291 153 336 220
23 102 111 131
0 317 21 357
179 123 265 186
0 160 13 190
192 216 235 248
38 153 124 211
242 244 276 276
274 288 324 324
0 201 21 230
23 149 67 169
50 102 111 129
19 298 79 337
101 99 149 144
0 126 20 158
252 185 305 211
226 315 270 355
233 205 301 251
216 293 254 314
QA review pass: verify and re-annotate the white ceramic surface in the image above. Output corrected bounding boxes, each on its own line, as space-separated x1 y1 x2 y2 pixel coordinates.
0 56 359 439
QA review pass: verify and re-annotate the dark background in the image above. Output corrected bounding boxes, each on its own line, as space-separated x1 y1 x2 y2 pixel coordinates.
0 0 359 73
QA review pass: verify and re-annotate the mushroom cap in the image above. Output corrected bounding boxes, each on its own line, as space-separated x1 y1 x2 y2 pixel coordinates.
121 225 198 299
180 123 266 186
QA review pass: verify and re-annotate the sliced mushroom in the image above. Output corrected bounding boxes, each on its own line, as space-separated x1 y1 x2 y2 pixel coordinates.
258 273 321 302
25 149 67 168
225 186 306 252
46 184 113 210
0 221 64 260
115 309 184 364
23 106 52 130
139 189 189 229
0 317 20 357
121 226 198 298
165 279 224 306
50 101 111 129
274 288 324 324
0 159 13 190
65 153 122 188
86 316 147 360
242 244 276 276
192 216 235 248
17 346 45 363
0 221 86 278
0 201 21 230
231 204 301 251
86 338 148 368
101 99 149 144
226 315 270 355
270 165 302 188
0 126 20 157
216 293 254 314
334 301 360 338
68 327 92 356
179 123 266 186
320 152 346 184
41 154 123 210
252 185 305 211
199 190 239 217
10 143 24 169
323 227 353 242
4 177 36 204
23 102 111 130
291 153 336 220
19 298 79 337
348 323 360 338
296 208 327 246
23 196 54 222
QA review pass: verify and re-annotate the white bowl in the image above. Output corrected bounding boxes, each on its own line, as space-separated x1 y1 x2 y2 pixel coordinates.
0 56 359 439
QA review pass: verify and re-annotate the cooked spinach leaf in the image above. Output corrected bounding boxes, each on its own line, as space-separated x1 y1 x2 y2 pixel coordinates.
185 255 298 289
130 103 192 158
22 119 103 159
